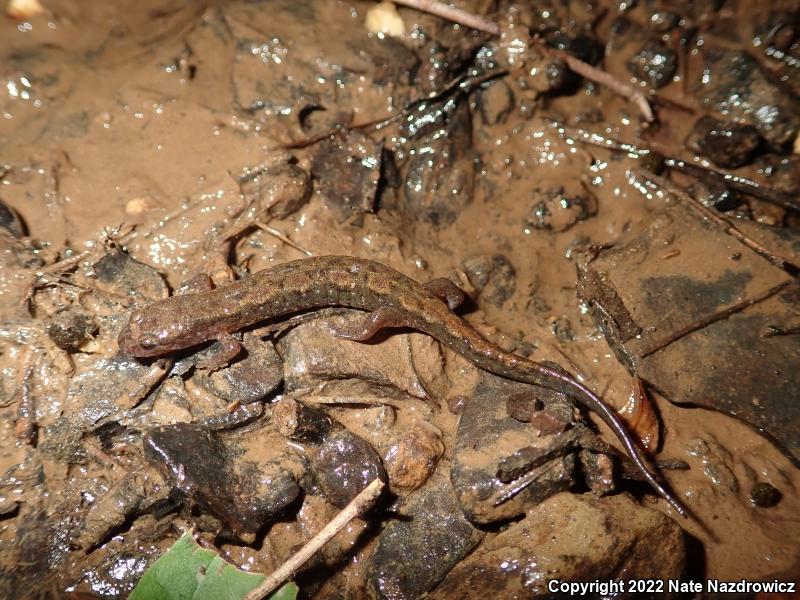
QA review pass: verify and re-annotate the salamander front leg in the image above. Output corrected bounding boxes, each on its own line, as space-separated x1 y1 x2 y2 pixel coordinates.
329 307 411 341
196 332 242 371
424 278 465 310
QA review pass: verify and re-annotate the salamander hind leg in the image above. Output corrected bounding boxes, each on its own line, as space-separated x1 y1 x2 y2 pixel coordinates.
424 278 465 310
329 307 411 341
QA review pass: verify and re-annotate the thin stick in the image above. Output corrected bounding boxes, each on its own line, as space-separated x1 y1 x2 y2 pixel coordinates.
245 478 384 600
639 281 789 357
392 0 500 34
536 44 654 122
633 170 797 270
254 221 313 256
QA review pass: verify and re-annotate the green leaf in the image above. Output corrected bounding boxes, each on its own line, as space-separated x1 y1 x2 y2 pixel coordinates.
130 532 298 600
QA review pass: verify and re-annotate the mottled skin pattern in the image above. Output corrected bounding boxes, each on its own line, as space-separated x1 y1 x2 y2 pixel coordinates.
118 255 687 516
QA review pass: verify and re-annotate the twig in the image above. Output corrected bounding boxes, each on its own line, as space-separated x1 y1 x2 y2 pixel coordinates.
392 0 500 34
632 170 798 270
245 478 384 600
535 43 654 122
254 221 313 256
639 281 790 358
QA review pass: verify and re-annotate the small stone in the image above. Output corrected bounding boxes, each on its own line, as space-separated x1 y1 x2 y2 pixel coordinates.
528 186 596 232
311 429 386 507
240 163 312 220
750 482 782 507
461 254 516 307
0 198 25 238
383 423 444 490
627 42 677 88
46 307 98 351
686 115 763 168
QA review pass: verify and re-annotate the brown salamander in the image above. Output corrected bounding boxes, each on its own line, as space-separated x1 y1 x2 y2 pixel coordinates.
118 255 687 517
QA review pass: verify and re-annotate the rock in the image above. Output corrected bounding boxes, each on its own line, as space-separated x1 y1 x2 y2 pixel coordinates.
696 49 799 149
528 185 596 232
451 373 590 524
461 254 516 308
686 115 762 168
627 41 677 88
194 333 283 403
311 129 382 219
278 310 439 400
382 422 444 490
239 162 312 220
402 100 474 226
750 482 782 507
93 249 168 301
365 475 484 600
310 429 386 508
428 493 685 599
143 423 299 534
0 197 25 238
577 203 800 460
687 179 742 212
45 307 98 351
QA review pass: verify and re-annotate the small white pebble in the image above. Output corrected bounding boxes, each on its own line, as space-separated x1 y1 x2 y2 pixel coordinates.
125 197 152 216
7 0 44 19
365 1 405 38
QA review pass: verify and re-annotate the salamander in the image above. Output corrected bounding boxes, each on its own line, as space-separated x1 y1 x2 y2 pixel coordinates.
118 255 687 517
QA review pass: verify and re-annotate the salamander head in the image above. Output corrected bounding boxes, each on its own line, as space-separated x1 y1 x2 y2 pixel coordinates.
118 306 195 357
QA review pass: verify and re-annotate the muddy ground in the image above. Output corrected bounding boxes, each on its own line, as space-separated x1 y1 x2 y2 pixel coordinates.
0 0 799 598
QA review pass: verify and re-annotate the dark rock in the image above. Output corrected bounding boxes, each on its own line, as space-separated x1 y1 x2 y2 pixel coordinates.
402 100 474 226
143 423 299 533
45 307 98 351
311 129 382 219
688 179 742 212
578 204 800 460
0 198 25 238
273 396 338 445
428 494 685 599
93 249 168 301
546 33 603 65
627 41 677 88
750 482 782 507
239 162 312 220
365 475 484 600
451 374 589 524
194 333 283 403
310 429 386 507
696 49 799 149
461 254 516 307
755 154 800 196
528 186 596 232
686 115 762 168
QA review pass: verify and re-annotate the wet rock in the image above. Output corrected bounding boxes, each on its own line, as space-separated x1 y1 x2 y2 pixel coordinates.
476 79 514 126
750 482 782 507
688 437 739 492
461 254 516 307
45 307 99 351
451 374 588 524
311 129 382 219
310 428 386 508
578 204 800 460
687 179 742 212
697 49 799 149
428 493 685 599
278 310 437 400
686 115 762 168
239 162 312 220
580 450 616 494
627 41 677 88
194 334 283 403
273 396 338 445
365 475 484 600
649 10 680 32
382 422 444 490
402 100 475 226
755 154 800 196
528 185 596 232
0 197 25 238
143 423 299 534
93 249 168 301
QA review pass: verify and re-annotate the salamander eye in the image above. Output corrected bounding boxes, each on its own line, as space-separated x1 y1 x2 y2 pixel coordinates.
138 336 158 351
